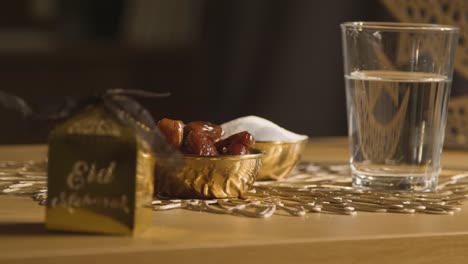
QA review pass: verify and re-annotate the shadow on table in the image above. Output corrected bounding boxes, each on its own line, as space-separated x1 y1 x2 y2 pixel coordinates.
0 223 46 236
0 222 100 236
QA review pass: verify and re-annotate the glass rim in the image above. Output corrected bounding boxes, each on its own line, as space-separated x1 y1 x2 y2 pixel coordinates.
341 21 459 32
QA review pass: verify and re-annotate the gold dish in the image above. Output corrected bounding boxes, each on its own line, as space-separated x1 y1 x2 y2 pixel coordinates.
155 149 263 199
254 139 308 180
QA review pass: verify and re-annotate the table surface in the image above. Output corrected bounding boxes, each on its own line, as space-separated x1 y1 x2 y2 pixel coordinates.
1 137 468 264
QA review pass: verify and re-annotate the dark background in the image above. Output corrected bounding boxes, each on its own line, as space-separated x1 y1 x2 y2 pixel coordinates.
0 0 399 144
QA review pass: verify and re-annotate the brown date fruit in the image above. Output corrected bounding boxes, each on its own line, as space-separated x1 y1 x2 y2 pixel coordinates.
157 118 185 148
184 121 224 142
215 131 255 154
226 143 250 155
183 130 219 156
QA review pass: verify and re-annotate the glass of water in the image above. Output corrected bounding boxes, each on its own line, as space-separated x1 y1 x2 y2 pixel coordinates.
341 22 459 191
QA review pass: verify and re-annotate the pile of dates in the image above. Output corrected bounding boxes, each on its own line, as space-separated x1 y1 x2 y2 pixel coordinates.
157 118 255 156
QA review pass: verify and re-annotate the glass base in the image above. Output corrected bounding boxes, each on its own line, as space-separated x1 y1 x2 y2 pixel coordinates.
352 172 437 192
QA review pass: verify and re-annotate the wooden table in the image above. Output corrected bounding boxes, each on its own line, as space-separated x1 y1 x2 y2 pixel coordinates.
1 138 468 264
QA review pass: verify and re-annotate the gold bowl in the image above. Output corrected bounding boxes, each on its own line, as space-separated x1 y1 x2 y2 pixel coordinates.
254 139 308 180
155 149 263 199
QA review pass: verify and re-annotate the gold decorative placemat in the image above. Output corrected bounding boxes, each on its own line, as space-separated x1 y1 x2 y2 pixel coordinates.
0 161 47 195
1 160 468 218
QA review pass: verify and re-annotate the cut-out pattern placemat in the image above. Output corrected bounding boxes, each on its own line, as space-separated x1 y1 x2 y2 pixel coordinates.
1 160 468 218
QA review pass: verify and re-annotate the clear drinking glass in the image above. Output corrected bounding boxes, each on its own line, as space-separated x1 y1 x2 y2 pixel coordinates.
341 22 459 191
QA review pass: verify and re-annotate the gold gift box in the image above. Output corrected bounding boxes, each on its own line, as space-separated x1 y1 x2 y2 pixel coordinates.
46 105 155 235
